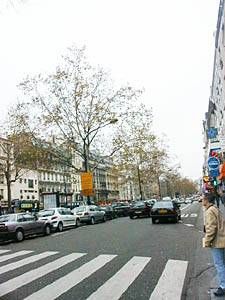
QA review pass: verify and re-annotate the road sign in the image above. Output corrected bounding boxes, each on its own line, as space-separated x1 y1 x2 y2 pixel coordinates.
209 168 220 177
81 172 93 196
207 127 218 139
207 156 220 170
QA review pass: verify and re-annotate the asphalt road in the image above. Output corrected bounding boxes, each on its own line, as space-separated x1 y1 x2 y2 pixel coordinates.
0 202 203 300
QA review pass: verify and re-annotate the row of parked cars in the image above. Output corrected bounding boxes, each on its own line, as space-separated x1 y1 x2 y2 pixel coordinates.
0 198 185 243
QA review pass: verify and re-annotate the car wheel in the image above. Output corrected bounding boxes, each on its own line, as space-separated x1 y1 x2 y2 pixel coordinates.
75 218 80 227
129 215 134 219
90 217 95 225
44 225 51 236
57 222 63 232
174 216 178 223
152 218 156 224
102 216 106 222
15 229 24 242
178 215 181 221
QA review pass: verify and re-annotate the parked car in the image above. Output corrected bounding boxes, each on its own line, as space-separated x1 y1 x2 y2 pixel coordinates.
129 201 151 219
37 207 80 232
144 199 157 206
111 202 130 217
100 205 117 220
184 197 193 204
150 200 181 224
0 213 52 242
72 205 106 225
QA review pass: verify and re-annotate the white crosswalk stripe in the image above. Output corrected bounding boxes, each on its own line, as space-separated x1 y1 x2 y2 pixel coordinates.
0 252 86 297
0 249 10 254
24 254 117 300
0 250 33 263
0 251 58 275
149 259 188 300
87 256 151 300
0 249 188 300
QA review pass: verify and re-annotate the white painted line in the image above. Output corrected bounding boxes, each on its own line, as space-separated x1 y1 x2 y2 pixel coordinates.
0 251 58 275
24 254 117 300
190 213 198 218
180 204 191 211
150 259 188 300
87 256 151 300
0 250 10 255
184 224 194 227
0 252 86 297
181 214 189 218
0 250 33 263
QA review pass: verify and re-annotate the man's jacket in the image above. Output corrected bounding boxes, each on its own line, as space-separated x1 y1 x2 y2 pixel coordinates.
204 205 225 248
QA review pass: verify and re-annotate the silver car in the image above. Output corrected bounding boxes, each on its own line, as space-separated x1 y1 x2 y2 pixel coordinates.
37 207 80 232
72 205 106 225
0 213 52 242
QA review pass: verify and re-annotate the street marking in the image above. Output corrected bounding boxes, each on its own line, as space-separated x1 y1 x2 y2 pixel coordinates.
24 254 117 300
0 250 10 255
149 259 188 300
181 214 189 218
0 250 33 263
190 213 197 218
184 224 194 227
0 252 86 297
87 256 151 300
180 204 191 211
0 251 58 275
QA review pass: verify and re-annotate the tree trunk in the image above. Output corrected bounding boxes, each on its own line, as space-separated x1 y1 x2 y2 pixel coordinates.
7 178 11 210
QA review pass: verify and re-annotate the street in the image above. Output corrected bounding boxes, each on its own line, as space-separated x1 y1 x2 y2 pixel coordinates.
0 202 203 300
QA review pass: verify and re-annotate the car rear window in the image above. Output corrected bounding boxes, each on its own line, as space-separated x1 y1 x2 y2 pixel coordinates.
38 210 55 217
0 215 16 222
153 201 173 208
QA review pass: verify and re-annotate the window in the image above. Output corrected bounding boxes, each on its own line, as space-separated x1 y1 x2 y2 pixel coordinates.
27 195 30 199
20 195 23 199
0 175 4 184
24 179 27 184
20 190 22 193
0 189 4 197
19 178 22 184
35 180 37 185
28 179 34 188
32 195 35 199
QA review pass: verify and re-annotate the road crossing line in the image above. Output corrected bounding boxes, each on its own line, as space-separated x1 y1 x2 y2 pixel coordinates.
87 256 151 300
24 254 117 300
0 251 58 275
0 252 86 298
0 250 33 263
0 250 10 254
149 259 188 300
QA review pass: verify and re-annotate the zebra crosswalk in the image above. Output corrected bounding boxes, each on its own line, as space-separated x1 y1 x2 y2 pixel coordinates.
0 249 188 300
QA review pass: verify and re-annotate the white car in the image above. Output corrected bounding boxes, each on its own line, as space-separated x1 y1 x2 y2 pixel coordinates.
37 207 80 232
72 205 106 225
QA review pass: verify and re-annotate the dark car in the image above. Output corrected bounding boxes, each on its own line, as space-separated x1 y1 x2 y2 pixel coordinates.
129 201 151 219
112 202 130 217
150 200 181 224
0 213 52 242
100 205 117 220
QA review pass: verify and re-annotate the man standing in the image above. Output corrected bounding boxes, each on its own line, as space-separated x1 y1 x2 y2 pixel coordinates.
202 193 225 297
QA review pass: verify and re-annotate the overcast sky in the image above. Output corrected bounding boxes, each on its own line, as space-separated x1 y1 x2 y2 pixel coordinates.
0 0 220 180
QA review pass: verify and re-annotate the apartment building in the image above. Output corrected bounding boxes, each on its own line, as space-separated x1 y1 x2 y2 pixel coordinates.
203 0 225 173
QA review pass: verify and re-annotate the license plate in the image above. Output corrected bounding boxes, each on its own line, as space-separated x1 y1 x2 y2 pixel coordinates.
135 211 141 214
159 209 167 214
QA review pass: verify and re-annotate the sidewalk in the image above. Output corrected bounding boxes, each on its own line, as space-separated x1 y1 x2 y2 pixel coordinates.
210 204 225 300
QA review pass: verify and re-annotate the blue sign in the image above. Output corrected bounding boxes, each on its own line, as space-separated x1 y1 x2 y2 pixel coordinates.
209 169 220 177
207 127 218 139
208 156 220 170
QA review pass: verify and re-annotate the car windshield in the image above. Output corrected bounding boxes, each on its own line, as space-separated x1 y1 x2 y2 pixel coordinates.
38 210 55 217
75 207 86 213
132 201 145 208
0 214 17 222
153 201 173 208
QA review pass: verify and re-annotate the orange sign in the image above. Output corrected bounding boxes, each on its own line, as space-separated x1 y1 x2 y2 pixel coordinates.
81 172 93 194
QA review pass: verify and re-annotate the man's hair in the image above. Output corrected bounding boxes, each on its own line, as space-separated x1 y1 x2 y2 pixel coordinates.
204 193 215 203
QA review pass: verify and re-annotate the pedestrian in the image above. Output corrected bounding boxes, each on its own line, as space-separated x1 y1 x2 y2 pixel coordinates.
220 190 225 207
202 192 225 297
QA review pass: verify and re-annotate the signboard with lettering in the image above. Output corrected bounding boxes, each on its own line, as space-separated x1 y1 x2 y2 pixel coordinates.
81 172 94 196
